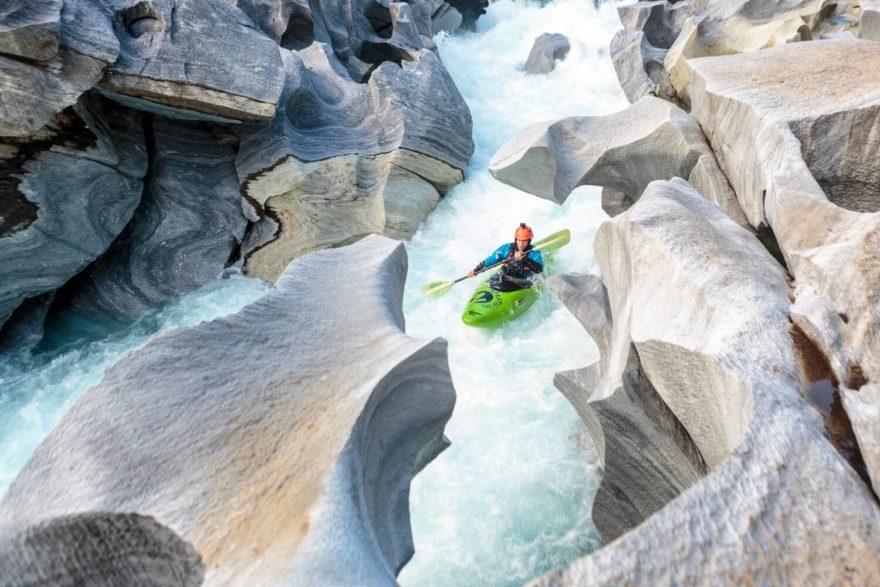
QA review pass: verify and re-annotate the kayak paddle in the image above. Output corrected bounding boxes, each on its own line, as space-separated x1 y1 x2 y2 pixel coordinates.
420 228 571 298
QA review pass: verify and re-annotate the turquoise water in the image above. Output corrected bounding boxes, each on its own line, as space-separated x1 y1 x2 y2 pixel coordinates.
0 274 269 495
400 0 628 584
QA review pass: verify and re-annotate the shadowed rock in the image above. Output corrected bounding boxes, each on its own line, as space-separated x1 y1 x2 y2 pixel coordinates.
551 273 707 542
489 96 746 225
0 235 456 585
0 93 146 330
0 513 203 586
524 33 570 75
842 384 880 496
687 39 880 395
52 115 249 325
536 178 880 584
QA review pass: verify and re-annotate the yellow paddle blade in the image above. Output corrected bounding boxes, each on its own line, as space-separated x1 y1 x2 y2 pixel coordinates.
421 280 455 297
533 228 570 252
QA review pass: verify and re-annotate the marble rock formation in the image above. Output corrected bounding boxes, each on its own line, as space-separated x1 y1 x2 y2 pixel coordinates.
0 93 146 330
488 95 745 224
551 274 707 542
539 178 880 584
610 0 694 102
0 235 456 586
686 40 880 452
610 0 855 106
0 513 203 587
236 44 473 281
842 384 880 495
863 2 880 41
53 116 249 325
98 0 286 123
0 0 118 136
524 33 570 74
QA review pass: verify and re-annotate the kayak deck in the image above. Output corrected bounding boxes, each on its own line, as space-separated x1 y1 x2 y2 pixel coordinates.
461 278 541 327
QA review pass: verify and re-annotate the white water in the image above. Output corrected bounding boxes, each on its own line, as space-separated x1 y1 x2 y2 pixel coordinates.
0 275 269 495
400 1 627 584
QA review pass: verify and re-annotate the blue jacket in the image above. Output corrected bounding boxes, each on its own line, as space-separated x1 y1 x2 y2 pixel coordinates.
476 242 544 278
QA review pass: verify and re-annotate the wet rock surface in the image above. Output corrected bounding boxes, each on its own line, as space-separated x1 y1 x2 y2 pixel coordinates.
524 33 570 74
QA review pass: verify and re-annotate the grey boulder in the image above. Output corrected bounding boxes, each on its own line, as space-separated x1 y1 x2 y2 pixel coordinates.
524 33 570 75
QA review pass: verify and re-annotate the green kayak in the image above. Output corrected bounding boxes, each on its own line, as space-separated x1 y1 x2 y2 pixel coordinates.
461 278 542 327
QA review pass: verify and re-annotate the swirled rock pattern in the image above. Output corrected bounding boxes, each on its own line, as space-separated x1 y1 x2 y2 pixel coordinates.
0 235 456 585
524 33 570 74
237 43 472 281
0 93 146 330
687 38 879 406
0 513 203 587
52 115 248 325
488 96 745 224
537 178 880 584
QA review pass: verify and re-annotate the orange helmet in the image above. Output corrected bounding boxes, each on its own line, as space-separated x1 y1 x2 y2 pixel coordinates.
514 222 533 241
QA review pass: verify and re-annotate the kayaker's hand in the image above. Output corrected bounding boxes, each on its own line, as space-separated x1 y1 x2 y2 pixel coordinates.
467 270 475 277
514 251 524 260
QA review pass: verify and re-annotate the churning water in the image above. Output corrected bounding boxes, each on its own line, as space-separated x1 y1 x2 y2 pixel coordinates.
400 0 627 584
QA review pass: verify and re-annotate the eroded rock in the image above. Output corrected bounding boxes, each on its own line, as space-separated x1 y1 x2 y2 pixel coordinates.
687 39 880 390
52 115 248 325
524 33 570 75
0 93 146 330
538 178 880 584
489 96 746 225
237 44 472 281
0 235 456 585
842 384 880 496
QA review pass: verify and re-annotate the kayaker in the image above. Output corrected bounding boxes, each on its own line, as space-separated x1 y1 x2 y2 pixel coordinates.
467 223 544 291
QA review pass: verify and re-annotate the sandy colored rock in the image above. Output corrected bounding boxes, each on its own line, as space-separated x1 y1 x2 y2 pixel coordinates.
524 33 570 74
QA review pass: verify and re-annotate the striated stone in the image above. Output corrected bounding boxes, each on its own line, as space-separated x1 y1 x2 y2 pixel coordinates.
0 93 146 330
842 384 880 496
664 0 841 104
0 0 62 62
236 44 472 280
863 3 880 41
524 33 570 75
0 235 456 585
52 115 248 325
431 3 463 34
611 0 693 102
489 96 746 225
535 178 880 584
0 513 203 587
0 0 118 136
98 0 285 123
551 273 707 542
687 39 880 389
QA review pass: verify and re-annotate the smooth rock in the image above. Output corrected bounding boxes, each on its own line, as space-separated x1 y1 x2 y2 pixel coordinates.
0 0 62 62
524 33 570 74
236 45 471 280
0 0 118 136
0 513 203 587
99 0 285 123
863 3 880 41
536 178 880 584
551 273 707 542
431 3 463 34
53 115 248 325
842 384 880 496
489 96 746 225
664 0 838 104
0 93 146 330
687 39 880 389
0 235 456 585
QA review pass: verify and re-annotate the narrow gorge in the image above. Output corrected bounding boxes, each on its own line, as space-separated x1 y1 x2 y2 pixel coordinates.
1 0 879 585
